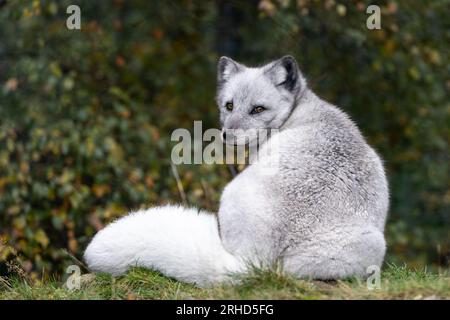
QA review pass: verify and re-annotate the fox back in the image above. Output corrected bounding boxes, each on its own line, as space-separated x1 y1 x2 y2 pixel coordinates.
216 56 389 273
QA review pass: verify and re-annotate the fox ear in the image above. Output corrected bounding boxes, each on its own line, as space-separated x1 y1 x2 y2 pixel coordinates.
264 55 304 94
217 56 243 87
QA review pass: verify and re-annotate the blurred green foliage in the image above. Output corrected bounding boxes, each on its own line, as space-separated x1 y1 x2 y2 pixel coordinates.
0 0 448 277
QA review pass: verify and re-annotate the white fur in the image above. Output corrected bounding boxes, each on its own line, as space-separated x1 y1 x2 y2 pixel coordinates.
84 206 243 287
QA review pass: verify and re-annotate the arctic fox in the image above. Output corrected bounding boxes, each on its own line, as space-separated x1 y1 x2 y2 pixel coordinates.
84 56 389 287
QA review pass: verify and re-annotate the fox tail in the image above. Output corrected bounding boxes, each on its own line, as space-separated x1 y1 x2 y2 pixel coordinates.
84 205 244 287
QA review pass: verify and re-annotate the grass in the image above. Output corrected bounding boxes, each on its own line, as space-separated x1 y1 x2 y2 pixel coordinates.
0 264 448 300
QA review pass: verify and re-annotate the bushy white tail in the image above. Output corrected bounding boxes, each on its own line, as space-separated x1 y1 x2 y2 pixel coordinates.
84 205 244 287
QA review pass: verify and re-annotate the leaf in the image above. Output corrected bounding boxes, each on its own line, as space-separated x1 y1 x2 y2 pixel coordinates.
35 230 49 248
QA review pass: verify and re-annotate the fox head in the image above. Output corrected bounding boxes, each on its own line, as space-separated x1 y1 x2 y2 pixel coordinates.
216 55 306 145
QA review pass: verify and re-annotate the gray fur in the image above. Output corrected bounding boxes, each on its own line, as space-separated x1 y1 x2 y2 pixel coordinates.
217 56 389 279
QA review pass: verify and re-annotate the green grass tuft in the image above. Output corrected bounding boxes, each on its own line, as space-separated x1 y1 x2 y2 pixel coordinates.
0 264 448 300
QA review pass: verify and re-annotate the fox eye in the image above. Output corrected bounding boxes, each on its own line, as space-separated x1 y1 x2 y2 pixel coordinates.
225 102 233 111
250 106 266 115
